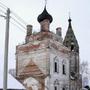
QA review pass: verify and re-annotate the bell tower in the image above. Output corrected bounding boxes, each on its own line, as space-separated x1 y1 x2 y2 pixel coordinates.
63 17 81 90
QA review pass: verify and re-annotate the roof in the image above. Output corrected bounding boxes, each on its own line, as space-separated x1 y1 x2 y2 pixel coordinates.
63 18 79 52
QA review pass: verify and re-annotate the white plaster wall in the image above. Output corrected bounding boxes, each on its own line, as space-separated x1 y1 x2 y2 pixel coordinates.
48 49 70 90
45 76 50 90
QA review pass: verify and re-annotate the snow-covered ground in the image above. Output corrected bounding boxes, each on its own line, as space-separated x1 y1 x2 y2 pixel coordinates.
0 70 25 89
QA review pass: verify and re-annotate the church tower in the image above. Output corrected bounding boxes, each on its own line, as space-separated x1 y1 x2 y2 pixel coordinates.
15 3 82 90
63 17 82 90
63 17 79 53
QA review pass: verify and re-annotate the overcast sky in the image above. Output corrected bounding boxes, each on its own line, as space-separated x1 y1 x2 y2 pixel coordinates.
0 0 90 87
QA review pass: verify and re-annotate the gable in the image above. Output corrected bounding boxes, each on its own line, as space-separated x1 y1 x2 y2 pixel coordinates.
20 60 45 77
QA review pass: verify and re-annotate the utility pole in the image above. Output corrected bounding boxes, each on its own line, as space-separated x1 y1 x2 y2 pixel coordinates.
3 8 10 90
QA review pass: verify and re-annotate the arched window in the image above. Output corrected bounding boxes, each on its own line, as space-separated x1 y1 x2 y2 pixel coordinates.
62 84 67 90
62 64 65 74
62 60 66 75
62 87 65 90
54 86 57 90
55 62 58 72
54 57 59 73
54 79 59 90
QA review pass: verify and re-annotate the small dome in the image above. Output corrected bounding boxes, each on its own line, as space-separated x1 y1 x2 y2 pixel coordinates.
37 7 53 23
68 18 72 22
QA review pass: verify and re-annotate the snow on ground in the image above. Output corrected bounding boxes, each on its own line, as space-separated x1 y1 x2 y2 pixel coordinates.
0 70 25 89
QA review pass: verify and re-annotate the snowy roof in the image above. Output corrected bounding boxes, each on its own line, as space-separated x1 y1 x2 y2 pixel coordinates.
0 72 25 89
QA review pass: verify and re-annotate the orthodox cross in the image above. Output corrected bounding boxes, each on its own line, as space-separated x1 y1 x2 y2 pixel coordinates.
45 0 47 7
69 12 71 19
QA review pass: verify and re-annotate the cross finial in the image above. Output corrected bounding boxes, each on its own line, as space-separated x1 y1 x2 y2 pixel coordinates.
45 0 47 7
68 12 72 22
69 12 71 19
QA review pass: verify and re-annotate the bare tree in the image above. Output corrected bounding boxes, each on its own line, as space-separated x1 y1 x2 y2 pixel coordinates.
80 61 90 88
80 61 89 75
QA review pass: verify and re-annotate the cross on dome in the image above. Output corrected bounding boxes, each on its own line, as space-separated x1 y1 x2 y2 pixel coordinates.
45 0 47 7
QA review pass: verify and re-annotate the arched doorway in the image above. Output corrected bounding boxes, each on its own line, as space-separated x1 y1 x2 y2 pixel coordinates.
23 77 39 90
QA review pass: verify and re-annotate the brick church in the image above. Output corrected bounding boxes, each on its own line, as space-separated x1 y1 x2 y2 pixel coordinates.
13 5 82 90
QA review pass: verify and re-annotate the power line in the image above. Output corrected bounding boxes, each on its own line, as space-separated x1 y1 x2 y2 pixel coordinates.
0 1 8 9
0 9 27 32
10 21 26 33
11 11 27 25
11 17 26 30
0 4 6 11
0 8 27 32
0 1 28 28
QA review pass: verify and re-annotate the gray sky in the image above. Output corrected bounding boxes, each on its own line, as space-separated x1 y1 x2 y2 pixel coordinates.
0 0 90 87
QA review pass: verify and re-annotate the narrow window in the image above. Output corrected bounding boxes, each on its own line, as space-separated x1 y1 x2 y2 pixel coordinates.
54 79 59 90
54 57 59 73
55 62 58 72
62 64 66 74
54 86 57 90
62 87 65 90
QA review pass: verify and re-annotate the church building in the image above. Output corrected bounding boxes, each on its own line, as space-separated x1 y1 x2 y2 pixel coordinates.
15 5 82 90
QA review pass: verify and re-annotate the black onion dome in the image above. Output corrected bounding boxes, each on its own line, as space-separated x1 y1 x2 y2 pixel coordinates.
37 7 53 23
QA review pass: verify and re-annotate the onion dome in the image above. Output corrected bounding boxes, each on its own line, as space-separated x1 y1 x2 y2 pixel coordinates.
37 7 53 23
